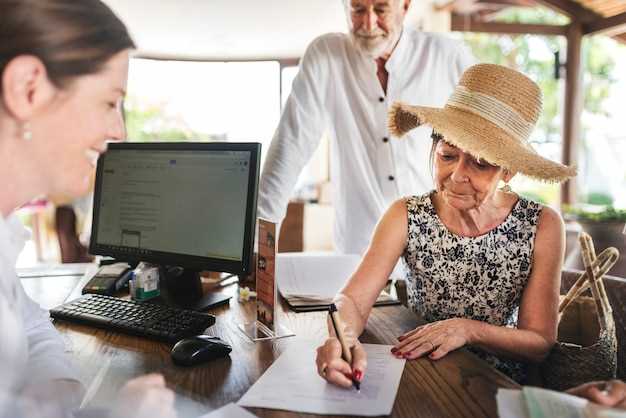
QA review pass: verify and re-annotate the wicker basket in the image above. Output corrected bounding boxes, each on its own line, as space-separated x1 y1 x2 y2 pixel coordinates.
541 233 619 391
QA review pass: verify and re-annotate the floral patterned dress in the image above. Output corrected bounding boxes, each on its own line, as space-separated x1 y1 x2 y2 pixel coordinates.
403 191 542 382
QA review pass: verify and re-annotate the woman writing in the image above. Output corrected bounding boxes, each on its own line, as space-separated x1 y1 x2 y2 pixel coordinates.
316 63 576 386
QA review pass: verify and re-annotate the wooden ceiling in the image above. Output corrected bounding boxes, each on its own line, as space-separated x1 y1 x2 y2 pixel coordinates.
575 0 626 18
446 0 626 43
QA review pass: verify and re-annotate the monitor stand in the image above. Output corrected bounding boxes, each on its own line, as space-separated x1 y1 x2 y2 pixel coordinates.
158 266 231 312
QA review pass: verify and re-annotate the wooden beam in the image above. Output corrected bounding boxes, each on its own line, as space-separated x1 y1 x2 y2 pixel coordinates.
561 22 583 206
612 32 626 45
451 13 568 35
584 11 626 35
532 0 599 23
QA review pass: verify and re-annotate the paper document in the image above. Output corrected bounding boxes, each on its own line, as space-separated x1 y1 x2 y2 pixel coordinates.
496 387 626 418
524 386 588 418
497 389 529 418
238 342 406 416
276 252 361 299
276 253 400 312
197 403 258 418
17 263 93 278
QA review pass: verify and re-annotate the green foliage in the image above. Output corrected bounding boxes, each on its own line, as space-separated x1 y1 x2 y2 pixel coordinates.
124 98 221 142
497 6 569 25
565 205 626 222
582 37 616 117
584 192 614 206
515 181 559 205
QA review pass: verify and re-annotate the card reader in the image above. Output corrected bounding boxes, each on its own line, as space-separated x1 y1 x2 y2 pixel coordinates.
82 262 132 296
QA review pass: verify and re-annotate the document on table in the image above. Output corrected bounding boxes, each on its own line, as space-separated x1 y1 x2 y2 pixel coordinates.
238 342 406 416
275 252 361 300
17 262 93 278
197 403 258 418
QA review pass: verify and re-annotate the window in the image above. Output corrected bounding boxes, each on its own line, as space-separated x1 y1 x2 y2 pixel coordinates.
125 59 281 167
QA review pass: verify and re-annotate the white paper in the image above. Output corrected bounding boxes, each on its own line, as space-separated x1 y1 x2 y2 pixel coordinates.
17 262 93 278
497 389 529 418
523 386 589 418
238 342 406 416
275 252 360 299
197 403 258 418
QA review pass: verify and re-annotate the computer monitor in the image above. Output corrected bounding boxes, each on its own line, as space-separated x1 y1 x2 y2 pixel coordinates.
89 142 260 309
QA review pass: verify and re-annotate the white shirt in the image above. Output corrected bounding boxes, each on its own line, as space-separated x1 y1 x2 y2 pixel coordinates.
258 28 475 256
0 215 80 416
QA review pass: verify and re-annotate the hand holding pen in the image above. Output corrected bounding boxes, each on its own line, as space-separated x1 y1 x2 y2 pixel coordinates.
315 303 367 390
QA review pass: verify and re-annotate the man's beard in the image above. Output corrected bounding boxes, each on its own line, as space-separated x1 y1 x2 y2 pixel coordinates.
350 28 398 58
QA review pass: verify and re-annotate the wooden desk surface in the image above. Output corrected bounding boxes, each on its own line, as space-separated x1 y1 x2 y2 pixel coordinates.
23 272 519 418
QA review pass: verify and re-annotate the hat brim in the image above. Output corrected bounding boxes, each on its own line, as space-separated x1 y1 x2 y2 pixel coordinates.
389 102 576 183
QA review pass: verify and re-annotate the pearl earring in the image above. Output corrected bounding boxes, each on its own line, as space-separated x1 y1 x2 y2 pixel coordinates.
22 122 33 141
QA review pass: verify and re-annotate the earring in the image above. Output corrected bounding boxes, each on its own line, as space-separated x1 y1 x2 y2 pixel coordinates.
22 122 33 141
500 182 512 193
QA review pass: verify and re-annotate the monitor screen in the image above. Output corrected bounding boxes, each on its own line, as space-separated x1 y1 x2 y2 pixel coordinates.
89 142 260 274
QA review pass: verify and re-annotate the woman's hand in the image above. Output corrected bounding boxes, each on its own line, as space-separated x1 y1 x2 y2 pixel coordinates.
315 337 367 389
393 318 479 360
567 380 626 409
112 374 178 418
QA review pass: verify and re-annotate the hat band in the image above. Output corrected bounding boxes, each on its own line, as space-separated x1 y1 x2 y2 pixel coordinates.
446 86 534 143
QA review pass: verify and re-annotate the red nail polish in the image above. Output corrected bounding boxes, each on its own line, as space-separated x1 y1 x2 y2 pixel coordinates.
354 370 363 381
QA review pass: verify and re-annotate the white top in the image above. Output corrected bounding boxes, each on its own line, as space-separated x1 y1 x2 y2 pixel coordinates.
0 215 80 416
258 28 475 256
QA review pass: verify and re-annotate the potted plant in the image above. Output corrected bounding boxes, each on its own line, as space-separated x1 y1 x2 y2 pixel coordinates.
565 205 626 277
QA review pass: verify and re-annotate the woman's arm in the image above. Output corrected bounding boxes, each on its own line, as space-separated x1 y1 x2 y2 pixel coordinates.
18 282 85 414
465 205 564 362
315 198 408 387
393 205 564 364
334 198 409 335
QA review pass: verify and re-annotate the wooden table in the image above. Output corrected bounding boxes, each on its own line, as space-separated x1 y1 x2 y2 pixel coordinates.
23 272 519 418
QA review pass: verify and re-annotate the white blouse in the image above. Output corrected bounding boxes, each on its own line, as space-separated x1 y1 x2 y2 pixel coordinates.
0 215 80 416
258 27 475 256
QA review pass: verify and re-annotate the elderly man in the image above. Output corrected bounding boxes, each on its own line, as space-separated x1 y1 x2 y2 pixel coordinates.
258 0 475 257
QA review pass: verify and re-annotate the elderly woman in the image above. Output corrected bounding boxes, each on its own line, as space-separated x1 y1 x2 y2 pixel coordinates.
315 63 576 387
0 1 175 417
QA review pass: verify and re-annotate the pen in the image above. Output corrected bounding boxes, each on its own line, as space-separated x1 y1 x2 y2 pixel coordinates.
328 303 361 391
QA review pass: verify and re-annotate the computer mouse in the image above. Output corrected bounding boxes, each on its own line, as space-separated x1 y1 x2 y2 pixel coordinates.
171 335 232 367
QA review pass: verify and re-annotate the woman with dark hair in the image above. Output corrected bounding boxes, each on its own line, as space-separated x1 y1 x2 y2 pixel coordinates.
0 1 175 417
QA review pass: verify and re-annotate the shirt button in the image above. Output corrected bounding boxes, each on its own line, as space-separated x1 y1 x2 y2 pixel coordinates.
382 137 389 143
388 175 395 181
378 97 384 102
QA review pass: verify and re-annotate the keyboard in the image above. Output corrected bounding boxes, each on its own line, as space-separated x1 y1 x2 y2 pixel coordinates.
50 294 216 343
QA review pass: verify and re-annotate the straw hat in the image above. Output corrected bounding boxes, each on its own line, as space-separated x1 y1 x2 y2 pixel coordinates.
388 63 576 183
